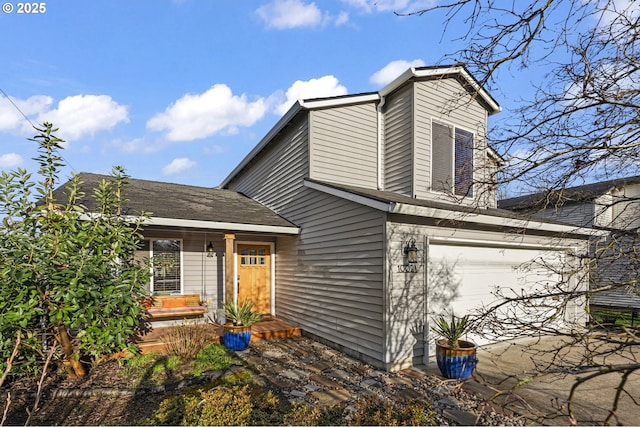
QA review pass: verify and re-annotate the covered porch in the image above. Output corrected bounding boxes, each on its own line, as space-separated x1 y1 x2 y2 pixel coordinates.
136 317 302 354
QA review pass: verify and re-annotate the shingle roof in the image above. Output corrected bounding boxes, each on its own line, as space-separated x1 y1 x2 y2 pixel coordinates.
53 173 297 229
499 175 640 211
306 178 563 222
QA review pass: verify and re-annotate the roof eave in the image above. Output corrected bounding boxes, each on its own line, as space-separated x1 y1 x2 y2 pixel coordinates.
379 65 502 115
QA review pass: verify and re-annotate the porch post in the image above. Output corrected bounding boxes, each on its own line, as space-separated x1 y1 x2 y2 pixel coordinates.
224 233 235 305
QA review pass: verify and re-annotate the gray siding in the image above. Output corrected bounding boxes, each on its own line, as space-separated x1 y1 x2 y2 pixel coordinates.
227 114 387 367
383 85 413 195
535 203 596 228
229 117 309 211
142 228 225 313
276 191 386 365
309 103 379 189
413 79 490 206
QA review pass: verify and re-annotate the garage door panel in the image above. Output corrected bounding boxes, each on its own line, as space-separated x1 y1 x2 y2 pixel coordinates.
428 244 564 345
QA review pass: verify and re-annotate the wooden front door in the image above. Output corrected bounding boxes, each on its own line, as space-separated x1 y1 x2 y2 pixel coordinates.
237 244 271 314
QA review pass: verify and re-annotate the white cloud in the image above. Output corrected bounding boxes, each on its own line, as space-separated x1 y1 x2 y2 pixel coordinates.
275 75 348 115
38 95 129 140
257 0 322 29
370 59 426 86
162 157 196 176
0 153 23 168
0 95 52 133
342 0 436 13
256 0 348 29
0 94 127 140
147 84 268 142
110 136 164 154
335 11 349 25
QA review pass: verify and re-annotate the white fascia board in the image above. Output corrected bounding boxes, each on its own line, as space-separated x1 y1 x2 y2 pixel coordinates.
304 180 394 212
390 203 599 237
79 213 299 234
379 66 502 115
300 93 379 109
143 217 300 234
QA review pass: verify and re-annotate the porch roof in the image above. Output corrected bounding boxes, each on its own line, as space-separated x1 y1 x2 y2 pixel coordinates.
54 173 299 234
304 179 596 238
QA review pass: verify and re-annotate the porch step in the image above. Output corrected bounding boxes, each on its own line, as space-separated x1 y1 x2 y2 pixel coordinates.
137 318 301 354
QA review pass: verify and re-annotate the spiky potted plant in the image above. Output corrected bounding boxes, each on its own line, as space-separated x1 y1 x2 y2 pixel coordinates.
222 300 262 351
432 313 477 380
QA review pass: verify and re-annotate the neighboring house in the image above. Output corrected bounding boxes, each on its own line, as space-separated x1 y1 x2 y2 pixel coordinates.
500 176 640 320
57 65 592 371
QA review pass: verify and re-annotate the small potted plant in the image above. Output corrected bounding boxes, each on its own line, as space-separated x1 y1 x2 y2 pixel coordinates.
431 313 477 380
222 300 262 351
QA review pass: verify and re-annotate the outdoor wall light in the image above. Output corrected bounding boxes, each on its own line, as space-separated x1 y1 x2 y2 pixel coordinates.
206 242 215 257
399 238 420 273
404 239 419 264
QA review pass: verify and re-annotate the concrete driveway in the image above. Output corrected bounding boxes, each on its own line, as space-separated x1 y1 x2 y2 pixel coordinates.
425 335 640 425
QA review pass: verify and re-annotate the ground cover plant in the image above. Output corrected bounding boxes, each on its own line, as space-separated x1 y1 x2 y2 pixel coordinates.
142 382 436 426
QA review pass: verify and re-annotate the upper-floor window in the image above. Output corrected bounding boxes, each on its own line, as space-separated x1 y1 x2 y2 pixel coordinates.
431 122 474 197
138 239 183 295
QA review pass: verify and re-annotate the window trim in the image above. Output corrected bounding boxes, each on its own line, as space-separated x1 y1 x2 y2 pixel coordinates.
430 119 475 198
147 238 184 295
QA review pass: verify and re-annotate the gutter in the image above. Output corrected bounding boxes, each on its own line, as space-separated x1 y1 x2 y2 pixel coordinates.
389 203 599 237
80 214 300 235
377 96 386 190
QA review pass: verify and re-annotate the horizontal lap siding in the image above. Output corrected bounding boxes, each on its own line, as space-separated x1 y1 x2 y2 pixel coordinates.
413 80 489 204
384 86 413 196
276 189 385 363
230 118 309 211
227 114 386 366
143 229 224 308
310 104 378 189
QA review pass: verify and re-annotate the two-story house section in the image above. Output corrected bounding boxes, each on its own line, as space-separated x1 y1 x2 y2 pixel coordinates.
55 65 593 371
221 64 592 371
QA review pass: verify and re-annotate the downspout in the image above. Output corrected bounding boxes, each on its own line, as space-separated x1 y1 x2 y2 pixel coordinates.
377 96 386 190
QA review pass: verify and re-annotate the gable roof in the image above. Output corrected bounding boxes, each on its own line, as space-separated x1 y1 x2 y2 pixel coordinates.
220 64 500 189
304 179 594 238
53 173 299 234
499 175 640 211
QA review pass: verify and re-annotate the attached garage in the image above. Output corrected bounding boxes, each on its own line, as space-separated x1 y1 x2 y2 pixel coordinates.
427 242 566 345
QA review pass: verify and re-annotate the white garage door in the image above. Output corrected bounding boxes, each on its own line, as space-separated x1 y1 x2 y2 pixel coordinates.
428 243 564 344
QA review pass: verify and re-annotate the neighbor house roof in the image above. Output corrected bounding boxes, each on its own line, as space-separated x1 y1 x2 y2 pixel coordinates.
53 173 299 234
304 178 595 238
220 64 501 189
499 175 640 211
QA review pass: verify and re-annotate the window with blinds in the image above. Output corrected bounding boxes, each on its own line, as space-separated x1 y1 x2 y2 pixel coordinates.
150 239 182 294
431 122 474 198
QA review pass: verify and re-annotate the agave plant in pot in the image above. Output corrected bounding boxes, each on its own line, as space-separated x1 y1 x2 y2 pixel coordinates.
222 299 262 351
432 313 477 380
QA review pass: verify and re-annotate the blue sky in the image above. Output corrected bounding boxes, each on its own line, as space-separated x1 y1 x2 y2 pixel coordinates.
1 0 527 188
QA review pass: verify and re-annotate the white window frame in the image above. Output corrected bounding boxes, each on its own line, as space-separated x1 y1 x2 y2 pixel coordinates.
430 119 475 198
148 238 184 295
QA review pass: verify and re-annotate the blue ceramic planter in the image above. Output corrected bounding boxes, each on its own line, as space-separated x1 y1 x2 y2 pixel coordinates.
435 339 477 380
223 325 252 351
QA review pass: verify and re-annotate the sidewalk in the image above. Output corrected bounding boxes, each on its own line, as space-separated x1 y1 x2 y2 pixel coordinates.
428 336 640 425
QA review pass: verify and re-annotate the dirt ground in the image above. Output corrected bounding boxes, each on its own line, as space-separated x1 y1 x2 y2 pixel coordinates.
2 358 175 426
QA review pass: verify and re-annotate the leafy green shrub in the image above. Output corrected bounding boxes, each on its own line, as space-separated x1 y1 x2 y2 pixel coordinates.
350 394 435 426
143 382 435 426
162 321 213 362
144 385 254 426
119 352 181 387
192 344 235 376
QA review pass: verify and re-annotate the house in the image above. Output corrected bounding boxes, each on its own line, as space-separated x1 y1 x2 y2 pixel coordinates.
500 176 640 323
58 65 592 371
